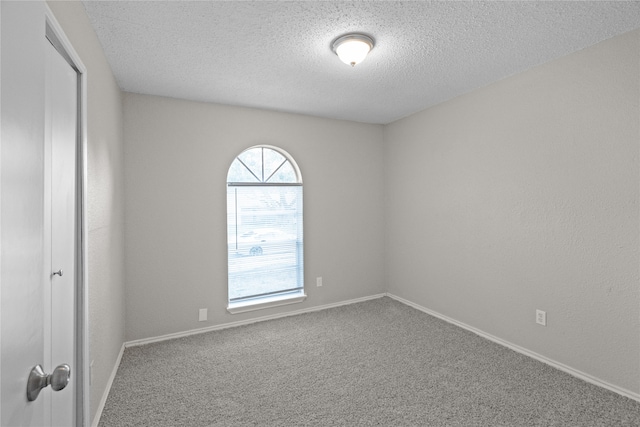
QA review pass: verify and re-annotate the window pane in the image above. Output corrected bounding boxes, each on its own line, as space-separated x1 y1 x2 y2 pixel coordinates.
227 185 303 302
227 158 259 182
263 149 286 182
230 147 300 184
237 147 264 181
267 161 296 183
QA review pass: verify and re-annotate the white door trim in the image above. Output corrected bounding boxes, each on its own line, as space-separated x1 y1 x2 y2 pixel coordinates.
44 6 89 426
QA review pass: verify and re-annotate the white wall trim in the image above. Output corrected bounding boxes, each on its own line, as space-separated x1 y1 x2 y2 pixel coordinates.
126 293 387 348
386 293 640 403
91 343 125 427
92 294 385 425
227 293 307 314
95 291 638 426
44 4 91 426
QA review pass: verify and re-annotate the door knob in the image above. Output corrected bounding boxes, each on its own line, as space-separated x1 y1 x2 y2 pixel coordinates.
26 364 71 402
53 269 63 277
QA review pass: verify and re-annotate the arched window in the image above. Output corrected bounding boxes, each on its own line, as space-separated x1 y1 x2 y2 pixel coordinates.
226 146 305 313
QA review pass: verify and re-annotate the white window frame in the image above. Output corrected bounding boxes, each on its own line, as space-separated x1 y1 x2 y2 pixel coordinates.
226 145 305 314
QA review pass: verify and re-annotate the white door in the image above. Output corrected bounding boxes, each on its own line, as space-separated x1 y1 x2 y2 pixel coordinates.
0 2 81 425
45 37 78 426
1 2 49 425
0 0 88 427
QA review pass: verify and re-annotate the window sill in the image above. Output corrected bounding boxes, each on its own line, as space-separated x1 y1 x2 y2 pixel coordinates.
227 293 307 314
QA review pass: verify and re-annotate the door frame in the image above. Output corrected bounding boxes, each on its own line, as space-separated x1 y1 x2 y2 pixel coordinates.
44 7 89 426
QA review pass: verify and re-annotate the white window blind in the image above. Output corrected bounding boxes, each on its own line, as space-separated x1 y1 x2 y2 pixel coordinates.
227 146 303 307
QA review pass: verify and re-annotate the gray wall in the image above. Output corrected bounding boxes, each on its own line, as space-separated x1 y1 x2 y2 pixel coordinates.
384 29 640 394
123 93 385 341
47 2 126 423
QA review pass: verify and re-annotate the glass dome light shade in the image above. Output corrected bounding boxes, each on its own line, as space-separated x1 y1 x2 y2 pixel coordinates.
332 34 374 67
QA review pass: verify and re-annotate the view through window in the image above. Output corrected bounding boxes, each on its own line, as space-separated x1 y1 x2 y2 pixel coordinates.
227 146 304 309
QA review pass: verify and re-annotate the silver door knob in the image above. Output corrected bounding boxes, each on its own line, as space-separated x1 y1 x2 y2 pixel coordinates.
53 269 63 277
26 364 71 402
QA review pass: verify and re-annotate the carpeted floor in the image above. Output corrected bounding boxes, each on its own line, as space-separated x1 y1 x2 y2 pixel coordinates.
98 297 640 426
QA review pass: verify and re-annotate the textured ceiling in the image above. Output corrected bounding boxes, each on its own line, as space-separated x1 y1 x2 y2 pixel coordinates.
82 1 640 124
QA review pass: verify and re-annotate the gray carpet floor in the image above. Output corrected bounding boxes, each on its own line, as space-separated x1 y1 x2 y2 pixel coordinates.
98 297 640 426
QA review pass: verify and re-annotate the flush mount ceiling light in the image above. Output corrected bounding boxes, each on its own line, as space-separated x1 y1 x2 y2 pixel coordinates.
332 33 374 67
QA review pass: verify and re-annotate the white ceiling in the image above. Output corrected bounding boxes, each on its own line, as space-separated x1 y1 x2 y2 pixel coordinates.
82 1 640 124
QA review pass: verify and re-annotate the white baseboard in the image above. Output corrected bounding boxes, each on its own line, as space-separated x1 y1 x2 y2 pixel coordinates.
125 293 387 348
94 294 385 425
95 291 638 426
386 293 640 403
91 342 125 427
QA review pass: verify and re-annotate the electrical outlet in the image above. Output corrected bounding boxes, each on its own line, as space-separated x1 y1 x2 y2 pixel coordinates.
316 277 323 287
199 308 208 322
536 309 546 326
